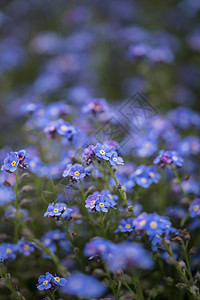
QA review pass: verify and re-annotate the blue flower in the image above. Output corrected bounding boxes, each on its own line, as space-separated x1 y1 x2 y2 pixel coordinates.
69 164 86 180
178 136 200 156
17 238 35 256
0 243 18 261
95 196 110 213
41 234 56 256
15 149 26 161
107 242 154 272
132 165 160 188
189 198 200 218
136 139 158 157
94 143 114 161
1 152 19 172
4 205 28 220
109 151 124 166
153 150 184 168
82 98 108 115
62 163 90 182
37 272 53 290
133 212 177 250
84 237 116 261
63 273 106 298
0 186 15 206
169 151 184 167
115 218 134 233
133 212 149 231
146 166 161 184
62 163 73 177
57 121 77 140
44 202 71 219
1 150 28 172
82 145 95 165
85 190 117 213
52 276 67 287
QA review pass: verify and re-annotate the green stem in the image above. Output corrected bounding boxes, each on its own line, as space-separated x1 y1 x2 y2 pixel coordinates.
15 218 66 274
79 180 90 222
0 264 25 300
104 162 133 215
173 168 190 201
115 280 121 300
14 166 19 242
61 217 73 244
51 289 56 300
163 240 189 284
182 241 192 280
79 180 85 202
132 273 144 300
104 271 117 299
121 281 138 299
70 141 82 160
61 217 84 270
100 211 107 238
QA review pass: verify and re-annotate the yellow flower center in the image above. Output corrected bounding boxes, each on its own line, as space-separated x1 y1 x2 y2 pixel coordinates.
54 209 59 213
150 221 158 229
43 280 48 285
100 202 104 207
172 156 178 161
113 157 117 161
140 220 146 226
6 248 12 253
54 277 60 282
194 205 199 211
30 161 36 167
91 200 95 205
38 109 44 116
74 171 80 176
109 194 113 199
95 104 101 111
145 142 151 148
100 150 105 155
141 178 147 183
125 224 131 229
11 161 16 166
149 172 155 178
61 125 68 131
24 245 29 251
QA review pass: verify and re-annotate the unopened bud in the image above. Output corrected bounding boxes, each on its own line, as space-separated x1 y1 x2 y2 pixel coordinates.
92 268 105 277
189 247 196 256
128 206 134 212
117 184 122 189
178 259 186 270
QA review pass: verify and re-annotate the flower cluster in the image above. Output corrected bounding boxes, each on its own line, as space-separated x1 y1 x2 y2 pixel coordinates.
133 212 177 250
85 190 118 212
62 163 91 182
126 165 161 189
44 119 77 140
153 150 184 168
82 98 108 115
62 273 106 299
84 238 154 272
93 143 124 165
0 238 35 262
37 272 67 290
44 202 73 220
41 230 71 256
1 150 27 172
115 218 134 233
